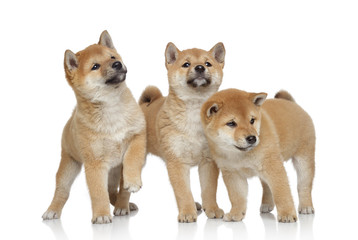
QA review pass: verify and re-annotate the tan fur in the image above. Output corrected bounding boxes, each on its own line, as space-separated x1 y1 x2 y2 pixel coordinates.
139 43 226 222
201 89 315 223
274 90 295 102
42 31 146 224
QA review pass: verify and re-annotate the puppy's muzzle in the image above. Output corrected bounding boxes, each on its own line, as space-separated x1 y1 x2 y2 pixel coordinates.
234 135 258 152
105 61 127 85
187 65 211 88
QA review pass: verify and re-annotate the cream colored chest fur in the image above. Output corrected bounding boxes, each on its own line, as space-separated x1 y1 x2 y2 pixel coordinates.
213 149 264 178
165 101 211 165
66 89 145 167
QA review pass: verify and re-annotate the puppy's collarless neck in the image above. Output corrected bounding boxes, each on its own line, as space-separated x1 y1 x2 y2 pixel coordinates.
167 87 211 106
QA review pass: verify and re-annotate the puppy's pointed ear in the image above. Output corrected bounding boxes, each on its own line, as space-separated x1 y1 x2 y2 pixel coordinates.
64 50 78 72
205 102 222 118
99 30 115 49
165 42 179 66
251 92 267 106
210 42 225 66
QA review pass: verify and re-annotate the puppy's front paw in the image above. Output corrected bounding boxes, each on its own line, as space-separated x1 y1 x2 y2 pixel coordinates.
123 178 142 193
260 203 274 213
277 213 297 223
223 211 245 222
42 210 60 220
114 202 138 216
178 209 197 223
204 206 224 219
92 215 112 224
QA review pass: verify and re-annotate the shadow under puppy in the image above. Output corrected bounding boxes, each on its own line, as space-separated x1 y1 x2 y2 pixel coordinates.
139 42 225 222
42 31 146 224
201 89 315 223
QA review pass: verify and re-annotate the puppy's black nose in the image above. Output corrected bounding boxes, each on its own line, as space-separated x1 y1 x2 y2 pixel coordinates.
112 61 122 70
246 136 257 145
195 65 205 73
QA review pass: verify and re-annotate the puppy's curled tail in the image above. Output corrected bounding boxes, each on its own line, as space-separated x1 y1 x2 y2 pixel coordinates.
275 90 295 102
139 86 163 106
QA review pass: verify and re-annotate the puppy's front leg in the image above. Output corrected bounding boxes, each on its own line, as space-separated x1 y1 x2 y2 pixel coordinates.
122 131 146 193
261 158 297 223
199 160 224 219
167 160 197 223
222 170 247 222
85 161 111 224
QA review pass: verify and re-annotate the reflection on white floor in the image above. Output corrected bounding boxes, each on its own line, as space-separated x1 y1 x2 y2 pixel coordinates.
201 217 248 240
43 220 69 240
43 210 315 240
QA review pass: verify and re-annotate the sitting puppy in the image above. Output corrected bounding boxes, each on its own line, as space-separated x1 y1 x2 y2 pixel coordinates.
139 42 226 222
42 31 146 224
201 89 315 223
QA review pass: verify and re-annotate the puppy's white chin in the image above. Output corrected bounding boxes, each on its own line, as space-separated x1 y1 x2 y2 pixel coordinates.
193 77 208 87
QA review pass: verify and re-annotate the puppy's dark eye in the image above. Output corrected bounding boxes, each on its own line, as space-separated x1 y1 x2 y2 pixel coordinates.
205 62 212 67
91 63 100 71
250 118 255 124
111 56 116 59
182 62 190 68
226 121 237 128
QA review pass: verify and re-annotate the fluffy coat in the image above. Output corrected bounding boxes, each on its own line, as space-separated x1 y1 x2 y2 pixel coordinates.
42 31 146 224
201 89 315 223
139 42 226 222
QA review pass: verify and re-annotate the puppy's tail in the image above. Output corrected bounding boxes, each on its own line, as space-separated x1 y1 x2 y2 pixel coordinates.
139 86 163 106
274 90 295 102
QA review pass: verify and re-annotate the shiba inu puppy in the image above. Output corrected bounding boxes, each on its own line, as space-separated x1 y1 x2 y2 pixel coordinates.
42 31 146 224
201 89 315 223
139 42 226 222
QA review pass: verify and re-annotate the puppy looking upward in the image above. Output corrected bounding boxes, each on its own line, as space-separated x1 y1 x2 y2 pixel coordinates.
201 89 315 223
139 43 225 222
42 31 146 224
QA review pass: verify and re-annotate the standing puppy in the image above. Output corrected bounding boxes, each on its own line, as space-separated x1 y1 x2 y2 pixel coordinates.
139 43 225 222
201 89 315 223
42 31 146 224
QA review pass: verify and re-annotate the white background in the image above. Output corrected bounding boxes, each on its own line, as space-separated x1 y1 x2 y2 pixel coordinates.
1 0 357 239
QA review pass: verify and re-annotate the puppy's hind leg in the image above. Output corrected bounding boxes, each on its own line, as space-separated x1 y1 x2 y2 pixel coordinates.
259 179 275 213
108 165 121 206
293 151 315 214
42 150 82 220
113 166 138 216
